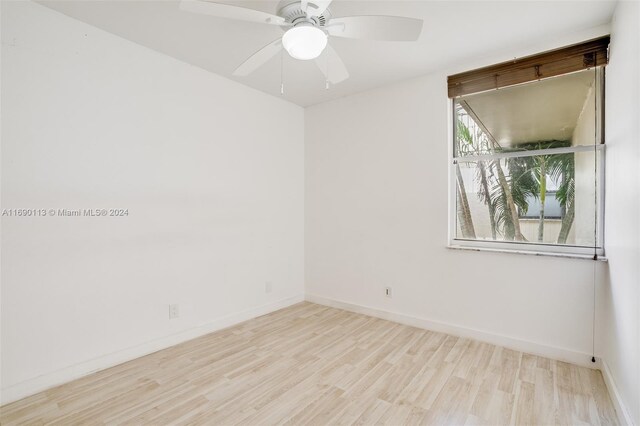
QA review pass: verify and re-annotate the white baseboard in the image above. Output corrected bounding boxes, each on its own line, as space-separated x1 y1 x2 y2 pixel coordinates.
305 294 599 369
601 359 636 426
0 294 305 406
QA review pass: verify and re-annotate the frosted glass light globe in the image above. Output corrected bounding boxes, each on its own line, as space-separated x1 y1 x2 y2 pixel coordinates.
282 25 328 60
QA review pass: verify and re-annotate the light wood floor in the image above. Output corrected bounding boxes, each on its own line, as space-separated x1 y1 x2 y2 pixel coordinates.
1 302 618 425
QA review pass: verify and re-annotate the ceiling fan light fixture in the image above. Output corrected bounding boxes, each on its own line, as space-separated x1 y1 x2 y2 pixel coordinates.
282 25 327 60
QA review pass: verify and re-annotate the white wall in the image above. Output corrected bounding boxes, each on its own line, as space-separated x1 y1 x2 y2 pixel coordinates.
306 73 599 362
1 0 304 403
305 27 614 369
600 1 640 424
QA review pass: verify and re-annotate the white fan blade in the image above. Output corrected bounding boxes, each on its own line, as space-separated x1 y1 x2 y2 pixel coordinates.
301 0 309 13
315 44 349 84
180 0 286 26
233 38 283 76
307 0 332 17
327 16 423 41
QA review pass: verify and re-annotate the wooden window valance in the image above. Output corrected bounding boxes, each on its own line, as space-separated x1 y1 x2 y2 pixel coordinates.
447 36 610 98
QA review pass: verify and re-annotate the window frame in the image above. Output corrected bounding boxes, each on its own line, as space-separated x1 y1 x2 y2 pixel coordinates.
447 71 606 258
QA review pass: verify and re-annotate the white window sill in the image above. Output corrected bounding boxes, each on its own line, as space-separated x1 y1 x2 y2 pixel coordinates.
447 244 608 262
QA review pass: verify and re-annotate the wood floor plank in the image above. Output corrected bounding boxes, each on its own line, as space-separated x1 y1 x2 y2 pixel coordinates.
0 302 619 425
513 380 535 426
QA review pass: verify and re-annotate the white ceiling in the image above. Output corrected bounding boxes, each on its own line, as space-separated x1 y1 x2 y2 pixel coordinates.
37 0 616 107
464 69 595 146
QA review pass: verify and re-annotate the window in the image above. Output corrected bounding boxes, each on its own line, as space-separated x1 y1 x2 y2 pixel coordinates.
448 38 608 256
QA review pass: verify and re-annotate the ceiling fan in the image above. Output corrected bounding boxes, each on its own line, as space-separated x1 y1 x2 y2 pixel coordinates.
179 0 424 85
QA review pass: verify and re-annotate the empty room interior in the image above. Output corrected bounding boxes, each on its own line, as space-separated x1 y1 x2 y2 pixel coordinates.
1 0 639 424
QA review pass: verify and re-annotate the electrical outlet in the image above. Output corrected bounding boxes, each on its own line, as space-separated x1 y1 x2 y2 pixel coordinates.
265 281 273 293
384 287 392 298
169 304 179 319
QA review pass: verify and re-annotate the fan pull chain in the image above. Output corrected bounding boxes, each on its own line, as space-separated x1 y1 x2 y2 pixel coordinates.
325 52 330 90
280 50 285 95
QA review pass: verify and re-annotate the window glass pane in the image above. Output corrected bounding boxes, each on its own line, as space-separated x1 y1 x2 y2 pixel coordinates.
454 150 600 248
454 68 602 158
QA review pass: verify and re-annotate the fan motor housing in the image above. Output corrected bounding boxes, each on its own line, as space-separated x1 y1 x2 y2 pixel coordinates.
277 0 331 27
